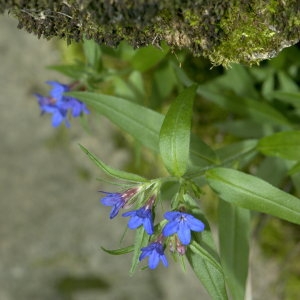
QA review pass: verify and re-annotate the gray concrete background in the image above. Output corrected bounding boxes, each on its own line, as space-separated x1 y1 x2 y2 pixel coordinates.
0 13 285 300
0 15 213 300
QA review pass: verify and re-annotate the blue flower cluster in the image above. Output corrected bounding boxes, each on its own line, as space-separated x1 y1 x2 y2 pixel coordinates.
100 188 205 269
35 81 89 127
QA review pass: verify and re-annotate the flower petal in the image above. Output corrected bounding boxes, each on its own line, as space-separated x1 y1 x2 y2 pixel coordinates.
139 242 168 269
164 211 180 220
127 215 143 229
47 81 68 101
162 221 179 237
110 205 121 219
177 222 191 245
148 252 160 269
160 254 168 267
143 217 154 235
186 215 205 232
101 194 121 206
122 211 136 217
51 111 65 127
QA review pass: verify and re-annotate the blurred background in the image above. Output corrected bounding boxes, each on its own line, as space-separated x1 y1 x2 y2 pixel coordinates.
0 13 299 300
0 14 210 300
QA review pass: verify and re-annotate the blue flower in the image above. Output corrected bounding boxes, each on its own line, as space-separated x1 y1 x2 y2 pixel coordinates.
100 188 140 219
35 81 89 127
162 211 205 245
46 81 69 103
139 242 168 269
65 97 90 117
47 81 90 117
122 206 154 235
35 93 70 127
100 192 126 219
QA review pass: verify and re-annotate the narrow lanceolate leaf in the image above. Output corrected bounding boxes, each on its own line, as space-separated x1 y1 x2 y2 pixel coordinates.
83 38 102 71
79 144 147 182
188 241 228 300
188 134 219 172
69 91 216 169
257 131 300 161
216 139 258 166
184 194 228 300
218 201 250 300
271 91 300 109
206 168 300 225
47 65 87 80
197 86 291 128
101 245 134 255
131 44 169 72
69 92 163 152
129 227 150 275
159 85 197 176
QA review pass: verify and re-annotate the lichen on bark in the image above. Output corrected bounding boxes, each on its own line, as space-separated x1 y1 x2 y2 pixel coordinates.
1 0 299 66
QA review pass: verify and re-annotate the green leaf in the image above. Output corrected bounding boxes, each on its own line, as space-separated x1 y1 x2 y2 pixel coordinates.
131 44 169 72
79 144 147 182
113 71 145 103
130 227 150 274
171 61 195 87
206 168 300 225
197 86 291 127
69 92 163 152
216 139 258 167
83 38 102 71
153 61 177 100
101 245 134 255
257 131 300 160
261 71 275 100
187 134 219 174
218 201 250 300
277 71 299 93
271 91 300 109
69 92 216 169
216 120 271 139
159 86 197 176
288 161 300 175
215 64 259 99
184 195 228 300
47 64 87 80
188 241 228 300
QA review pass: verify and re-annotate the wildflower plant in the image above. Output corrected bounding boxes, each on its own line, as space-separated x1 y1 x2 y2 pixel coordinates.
34 39 300 299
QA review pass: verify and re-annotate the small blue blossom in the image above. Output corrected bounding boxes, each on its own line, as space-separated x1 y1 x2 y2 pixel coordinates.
35 93 70 127
35 81 89 127
162 211 205 245
122 206 154 235
100 192 126 219
46 81 69 102
139 242 168 269
100 187 140 219
66 97 90 117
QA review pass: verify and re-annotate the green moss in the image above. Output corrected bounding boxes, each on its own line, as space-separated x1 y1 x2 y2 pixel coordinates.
266 0 279 14
1 0 299 66
183 9 201 28
209 4 281 66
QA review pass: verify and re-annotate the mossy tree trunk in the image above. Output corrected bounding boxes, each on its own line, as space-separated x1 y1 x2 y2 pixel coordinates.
1 0 299 66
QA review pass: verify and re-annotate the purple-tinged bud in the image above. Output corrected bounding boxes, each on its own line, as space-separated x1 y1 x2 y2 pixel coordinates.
100 187 141 219
168 235 186 256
